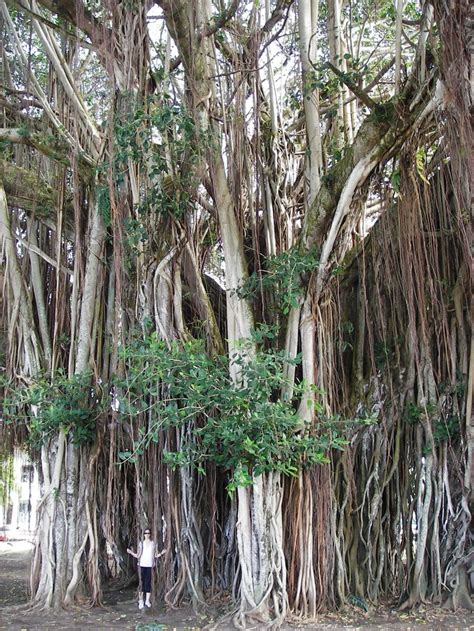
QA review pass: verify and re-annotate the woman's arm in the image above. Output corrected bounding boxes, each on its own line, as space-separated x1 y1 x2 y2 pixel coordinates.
126 547 139 558
127 541 143 559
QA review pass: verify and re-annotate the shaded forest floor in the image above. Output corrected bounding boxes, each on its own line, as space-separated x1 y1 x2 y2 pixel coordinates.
0 542 472 630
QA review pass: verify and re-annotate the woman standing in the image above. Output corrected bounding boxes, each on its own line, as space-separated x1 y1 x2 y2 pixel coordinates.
127 528 165 609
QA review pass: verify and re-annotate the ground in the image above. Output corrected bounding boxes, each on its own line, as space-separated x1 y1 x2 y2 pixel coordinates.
0 541 472 630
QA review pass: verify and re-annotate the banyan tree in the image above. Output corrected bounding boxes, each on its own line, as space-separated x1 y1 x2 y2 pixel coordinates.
0 0 472 627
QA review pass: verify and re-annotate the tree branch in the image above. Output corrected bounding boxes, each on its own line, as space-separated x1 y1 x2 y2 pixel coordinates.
11 0 94 48
34 0 109 47
0 128 28 144
17 236 74 276
0 126 72 164
261 0 294 38
325 62 377 110
260 0 293 53
0 159 75 235
167 0 241 73
200 0 240 40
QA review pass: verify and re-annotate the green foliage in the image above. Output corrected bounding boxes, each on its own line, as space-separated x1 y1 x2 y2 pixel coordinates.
0 140 10 157
348 594 369 612
284 86 302 112
3 371 101 447
369 101 396 125
390 168 401 192
415 147 430 184
122 0 142 10
303 68 337 96
433 415 460 444
440 377 466 398
373 336 403 369
104 94 211 263
113 94 205 223
0 451 14 509
17 125 30 138
403 402 437 426
305 60 359 98
96 182 111 227
116 332 348 490
404 401 423 425
236 247 319 315
404 401 460 444
338 320 354 352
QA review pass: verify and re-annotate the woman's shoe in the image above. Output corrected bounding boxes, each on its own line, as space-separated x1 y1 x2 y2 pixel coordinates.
138 600 144 609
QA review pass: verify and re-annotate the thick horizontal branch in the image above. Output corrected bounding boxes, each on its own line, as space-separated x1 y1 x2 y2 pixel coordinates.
0 159 75 237
0 158 57 213
11 0 95 48
0 89 44 112
35 0 109 48
0 125 95 180
0 126 73 165
0 127 28 143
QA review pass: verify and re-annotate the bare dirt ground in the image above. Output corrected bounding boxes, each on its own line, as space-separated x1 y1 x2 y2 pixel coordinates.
0 541 472 630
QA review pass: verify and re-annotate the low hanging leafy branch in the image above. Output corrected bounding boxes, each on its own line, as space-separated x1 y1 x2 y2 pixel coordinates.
116 333 356 488
2 371 104 448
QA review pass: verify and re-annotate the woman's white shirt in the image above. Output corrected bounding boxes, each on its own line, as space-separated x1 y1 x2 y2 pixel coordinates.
138 539 155 567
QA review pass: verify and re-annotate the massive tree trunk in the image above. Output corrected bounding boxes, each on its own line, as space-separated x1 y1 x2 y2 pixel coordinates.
156 1 290 624
30 199 106 608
